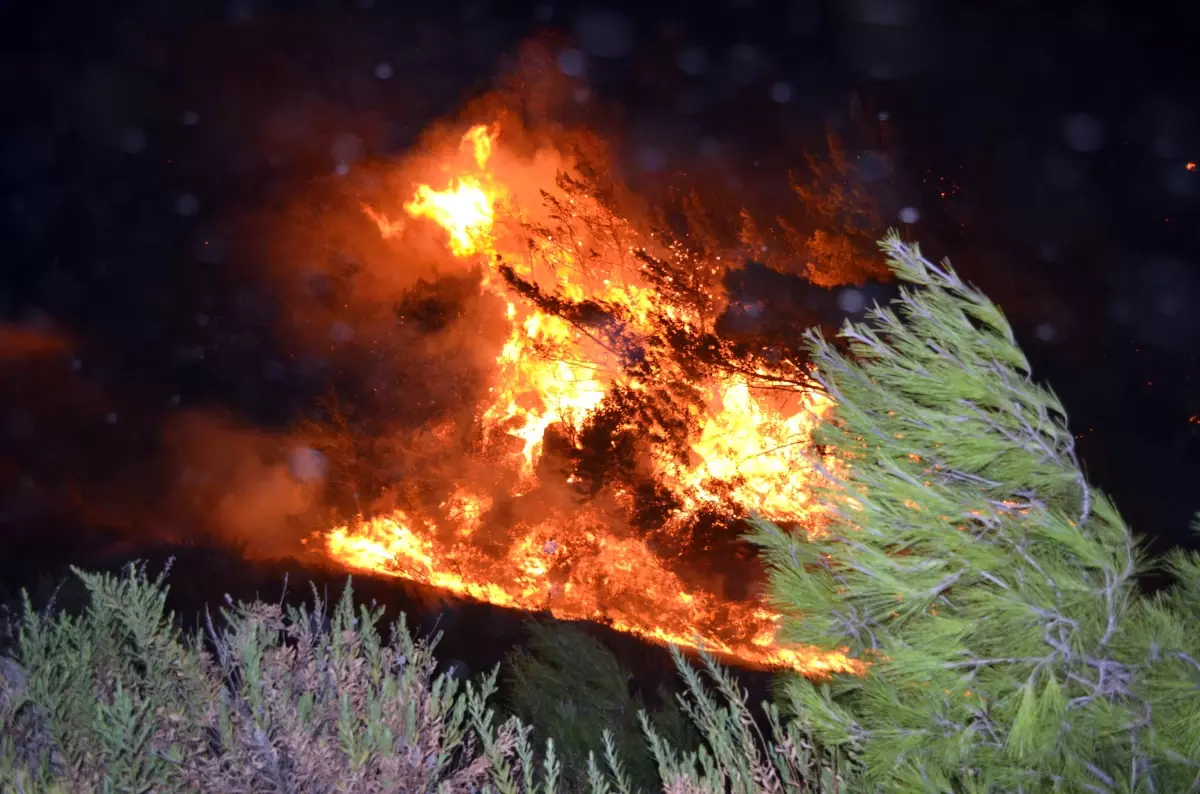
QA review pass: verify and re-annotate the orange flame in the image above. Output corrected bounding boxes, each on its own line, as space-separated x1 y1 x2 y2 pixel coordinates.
314 124 860 676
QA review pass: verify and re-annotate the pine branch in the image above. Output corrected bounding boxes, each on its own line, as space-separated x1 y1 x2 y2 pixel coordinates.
748 231 1200 792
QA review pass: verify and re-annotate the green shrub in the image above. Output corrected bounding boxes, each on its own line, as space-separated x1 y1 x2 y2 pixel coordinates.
0 562 852 793
506 621 704 792
0 560 559 793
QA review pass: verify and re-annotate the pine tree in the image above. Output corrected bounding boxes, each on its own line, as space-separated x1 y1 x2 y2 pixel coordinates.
749 233 1200 792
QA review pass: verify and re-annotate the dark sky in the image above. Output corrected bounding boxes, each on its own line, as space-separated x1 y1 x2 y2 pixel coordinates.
1 0 1198 577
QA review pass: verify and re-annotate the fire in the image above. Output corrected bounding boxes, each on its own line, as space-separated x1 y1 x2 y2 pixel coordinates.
404 179 495 257
312 124 860 676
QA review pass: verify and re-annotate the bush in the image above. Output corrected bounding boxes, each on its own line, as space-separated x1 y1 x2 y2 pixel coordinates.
0 560 558 793
0 562 853 793
505 621 710 792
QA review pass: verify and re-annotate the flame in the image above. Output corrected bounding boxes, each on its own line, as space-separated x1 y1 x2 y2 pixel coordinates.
315 124 860 676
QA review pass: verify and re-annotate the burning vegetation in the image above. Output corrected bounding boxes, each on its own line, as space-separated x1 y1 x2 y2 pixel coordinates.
290 115 872 678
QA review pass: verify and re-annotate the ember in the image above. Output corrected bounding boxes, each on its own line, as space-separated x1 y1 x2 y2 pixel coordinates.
306 123 860 677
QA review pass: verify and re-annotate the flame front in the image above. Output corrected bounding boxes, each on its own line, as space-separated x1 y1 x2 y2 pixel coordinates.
315 125 860 676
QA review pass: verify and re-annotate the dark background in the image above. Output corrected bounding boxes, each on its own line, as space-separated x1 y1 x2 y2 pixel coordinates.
2 0 1198 599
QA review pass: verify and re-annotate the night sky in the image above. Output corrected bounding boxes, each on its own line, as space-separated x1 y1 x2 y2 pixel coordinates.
2 0 1199 597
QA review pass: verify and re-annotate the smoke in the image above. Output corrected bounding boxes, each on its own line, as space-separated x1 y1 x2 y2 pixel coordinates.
0 322 70 361
158 411 322 559
0 330 325 564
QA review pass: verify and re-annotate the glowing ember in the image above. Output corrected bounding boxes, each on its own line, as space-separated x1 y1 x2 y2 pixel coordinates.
314 124 860 677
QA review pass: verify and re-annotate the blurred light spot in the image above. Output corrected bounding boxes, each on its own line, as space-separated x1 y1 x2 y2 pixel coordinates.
331 133 364 165
534 3 554 21
330 321 354 342
676 46 708 75
574 9 633 58
119 128 147 154
676 90 703 115
105 412 118 425
1035 323 1056 342
729 43 766 83
1042 151 1084 189
182 110 199 126
227 0 252 23
195 313 209 326
1187 161 1197 171
175 193 200 217
788 2 820 34
636 146 666 173
858 150 892 182
877 110 890 121
855 0 919 25
1153 135 1178 158
1166 168 1194 197
898 206 920 223
573 86 591 103
770 81 793 103
195 234 222 264
1061 113 1105 152
374 62 394 79
557 48 586 76
289 447 328 483
698 137 721 158
837 289 866 313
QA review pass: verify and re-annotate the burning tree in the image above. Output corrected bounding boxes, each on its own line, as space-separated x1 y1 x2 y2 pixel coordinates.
750 233 1200 791
301 120 866 676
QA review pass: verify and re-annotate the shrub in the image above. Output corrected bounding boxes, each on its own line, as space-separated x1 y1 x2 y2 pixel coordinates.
0 561 853 793
505 621 706 792
0 560 559 793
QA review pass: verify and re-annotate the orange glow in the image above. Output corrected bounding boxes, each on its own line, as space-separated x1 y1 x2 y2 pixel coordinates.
317 124 861 677
1187 162 1197 172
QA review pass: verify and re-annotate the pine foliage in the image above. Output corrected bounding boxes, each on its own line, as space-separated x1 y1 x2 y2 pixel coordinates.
750 232 1200 792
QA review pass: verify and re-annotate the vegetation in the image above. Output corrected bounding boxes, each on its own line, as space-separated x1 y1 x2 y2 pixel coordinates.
0 562 854 793
3 234 1198 792
750 232 1200 791
504 621 686 792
